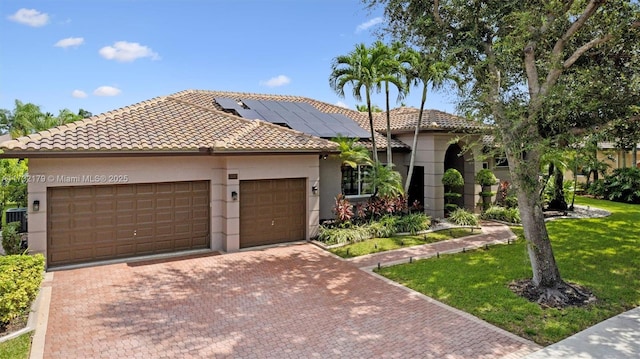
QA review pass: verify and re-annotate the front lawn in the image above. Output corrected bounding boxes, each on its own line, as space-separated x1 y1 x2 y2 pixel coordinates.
330 228 477 258
0 332 32 359
377 197 639 345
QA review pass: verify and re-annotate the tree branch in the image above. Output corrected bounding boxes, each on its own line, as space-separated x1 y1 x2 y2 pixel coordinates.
433 0 444 26
541 0 605 97
524 42 541 99
563 34 613 68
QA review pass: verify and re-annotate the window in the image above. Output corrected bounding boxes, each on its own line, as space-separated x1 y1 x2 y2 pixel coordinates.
341 165 373 196
495 156 509 168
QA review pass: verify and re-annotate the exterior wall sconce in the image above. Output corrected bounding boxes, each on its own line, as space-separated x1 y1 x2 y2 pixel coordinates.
33 200 40 211
319 154 328 160
311 185 318 195
231 191 238 201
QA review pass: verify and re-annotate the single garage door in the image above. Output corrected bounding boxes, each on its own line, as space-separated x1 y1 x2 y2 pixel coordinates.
239 178 306 248
47 181 210 266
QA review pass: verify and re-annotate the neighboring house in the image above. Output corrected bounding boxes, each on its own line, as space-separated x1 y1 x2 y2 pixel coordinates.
597 142 640 170
0 90 487 268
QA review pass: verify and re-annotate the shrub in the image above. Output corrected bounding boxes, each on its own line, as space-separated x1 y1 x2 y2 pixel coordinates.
603 167 640 204
317 225 371 245
481 206 521 224
2 222 23 255
0 254 45 324
475 168 498 187
368 215 398 238
587 179 606 198
396 213 431 234
448 208 479 226
333 194 354 223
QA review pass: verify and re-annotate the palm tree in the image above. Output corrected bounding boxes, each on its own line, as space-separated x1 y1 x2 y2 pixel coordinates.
402 49 452 194
374 41 407 166
330 43 388 164
8 100 45 138
332 136 373 169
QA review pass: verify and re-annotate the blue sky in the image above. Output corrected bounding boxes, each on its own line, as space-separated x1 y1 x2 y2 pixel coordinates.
0 0 458 116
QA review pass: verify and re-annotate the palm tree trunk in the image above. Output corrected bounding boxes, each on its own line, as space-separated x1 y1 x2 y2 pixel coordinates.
385 82 393 165
404 85 428 194
365 89 378 164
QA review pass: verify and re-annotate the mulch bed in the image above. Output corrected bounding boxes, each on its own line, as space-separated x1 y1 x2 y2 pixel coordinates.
0 310 29 338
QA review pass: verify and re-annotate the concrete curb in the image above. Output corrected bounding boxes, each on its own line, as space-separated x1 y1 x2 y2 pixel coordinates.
29 272 53 359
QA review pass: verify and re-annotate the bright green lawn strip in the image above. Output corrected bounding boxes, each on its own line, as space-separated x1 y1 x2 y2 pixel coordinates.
330 228 475 258
377 197 640 345
0 332 32 359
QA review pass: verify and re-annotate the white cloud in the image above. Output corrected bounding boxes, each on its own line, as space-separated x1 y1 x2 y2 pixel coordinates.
71 90 88 98
356 17 383 33
8 8 50 27
93 86 121 96
259 75 291 87
55 37 84 48
335 101 349 109
98 41 160 62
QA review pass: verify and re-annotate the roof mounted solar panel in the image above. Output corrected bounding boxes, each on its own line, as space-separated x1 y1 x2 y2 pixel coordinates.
214 97 243 111
254 109 287 123
241 99 270 111
236 109 265 120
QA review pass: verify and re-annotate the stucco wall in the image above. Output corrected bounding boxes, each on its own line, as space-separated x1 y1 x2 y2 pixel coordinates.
319 157 342 222
27 154 319 265
396 133 483 218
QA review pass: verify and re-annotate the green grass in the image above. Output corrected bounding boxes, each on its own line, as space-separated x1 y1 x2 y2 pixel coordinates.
377 197 640 345
0 332 32 359
330 228 477 258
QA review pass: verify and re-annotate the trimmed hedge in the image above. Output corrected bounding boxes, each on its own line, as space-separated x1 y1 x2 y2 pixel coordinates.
0 254 45 324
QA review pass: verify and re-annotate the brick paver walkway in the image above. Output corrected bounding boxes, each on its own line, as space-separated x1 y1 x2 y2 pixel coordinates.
43 241 538 358
347 221 517 269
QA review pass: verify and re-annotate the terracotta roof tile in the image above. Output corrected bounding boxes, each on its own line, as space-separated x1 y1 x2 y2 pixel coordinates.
0 92 337 154
0 90 484 156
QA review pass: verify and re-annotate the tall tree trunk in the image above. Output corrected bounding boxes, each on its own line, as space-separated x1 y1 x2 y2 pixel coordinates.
508 149 563 288
518 190 563 287
365 89 378 164
385 82 393 165
404 85 428 194
633 146 638 168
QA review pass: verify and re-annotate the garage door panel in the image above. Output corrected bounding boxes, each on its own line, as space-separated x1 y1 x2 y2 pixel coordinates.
48 181 210 266
240 178 306 248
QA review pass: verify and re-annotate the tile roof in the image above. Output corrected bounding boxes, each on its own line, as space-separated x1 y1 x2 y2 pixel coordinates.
371 107 489 133
0 90 483 156
0 92 339 155
171 90 408 149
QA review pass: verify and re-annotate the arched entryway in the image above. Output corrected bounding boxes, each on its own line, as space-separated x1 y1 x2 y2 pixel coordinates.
444 143 475 211
444 143 465 210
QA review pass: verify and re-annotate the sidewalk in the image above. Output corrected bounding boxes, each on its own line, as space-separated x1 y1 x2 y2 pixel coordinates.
523 306 640 359
347 220 516 269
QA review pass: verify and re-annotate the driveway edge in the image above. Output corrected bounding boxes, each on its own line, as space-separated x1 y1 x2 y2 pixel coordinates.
29 272 53 359
364 268 542 356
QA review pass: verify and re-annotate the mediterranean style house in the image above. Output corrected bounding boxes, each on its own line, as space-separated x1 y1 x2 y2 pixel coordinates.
0 89 491 268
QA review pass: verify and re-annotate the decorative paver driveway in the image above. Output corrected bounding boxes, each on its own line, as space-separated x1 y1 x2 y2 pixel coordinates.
43 244 539 358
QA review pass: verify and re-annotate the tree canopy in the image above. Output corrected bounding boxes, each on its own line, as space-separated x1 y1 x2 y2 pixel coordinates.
366 0 640 306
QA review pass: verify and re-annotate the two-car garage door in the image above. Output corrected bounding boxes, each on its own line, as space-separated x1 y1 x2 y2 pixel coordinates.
47 181 210 267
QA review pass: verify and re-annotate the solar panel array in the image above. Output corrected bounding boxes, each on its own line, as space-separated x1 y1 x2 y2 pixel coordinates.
214 97 370 139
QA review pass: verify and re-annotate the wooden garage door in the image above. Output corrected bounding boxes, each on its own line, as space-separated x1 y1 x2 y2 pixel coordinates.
239 178 306 248
47 181 210 266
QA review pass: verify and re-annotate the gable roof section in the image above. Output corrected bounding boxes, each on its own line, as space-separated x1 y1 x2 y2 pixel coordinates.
0 93 338 156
